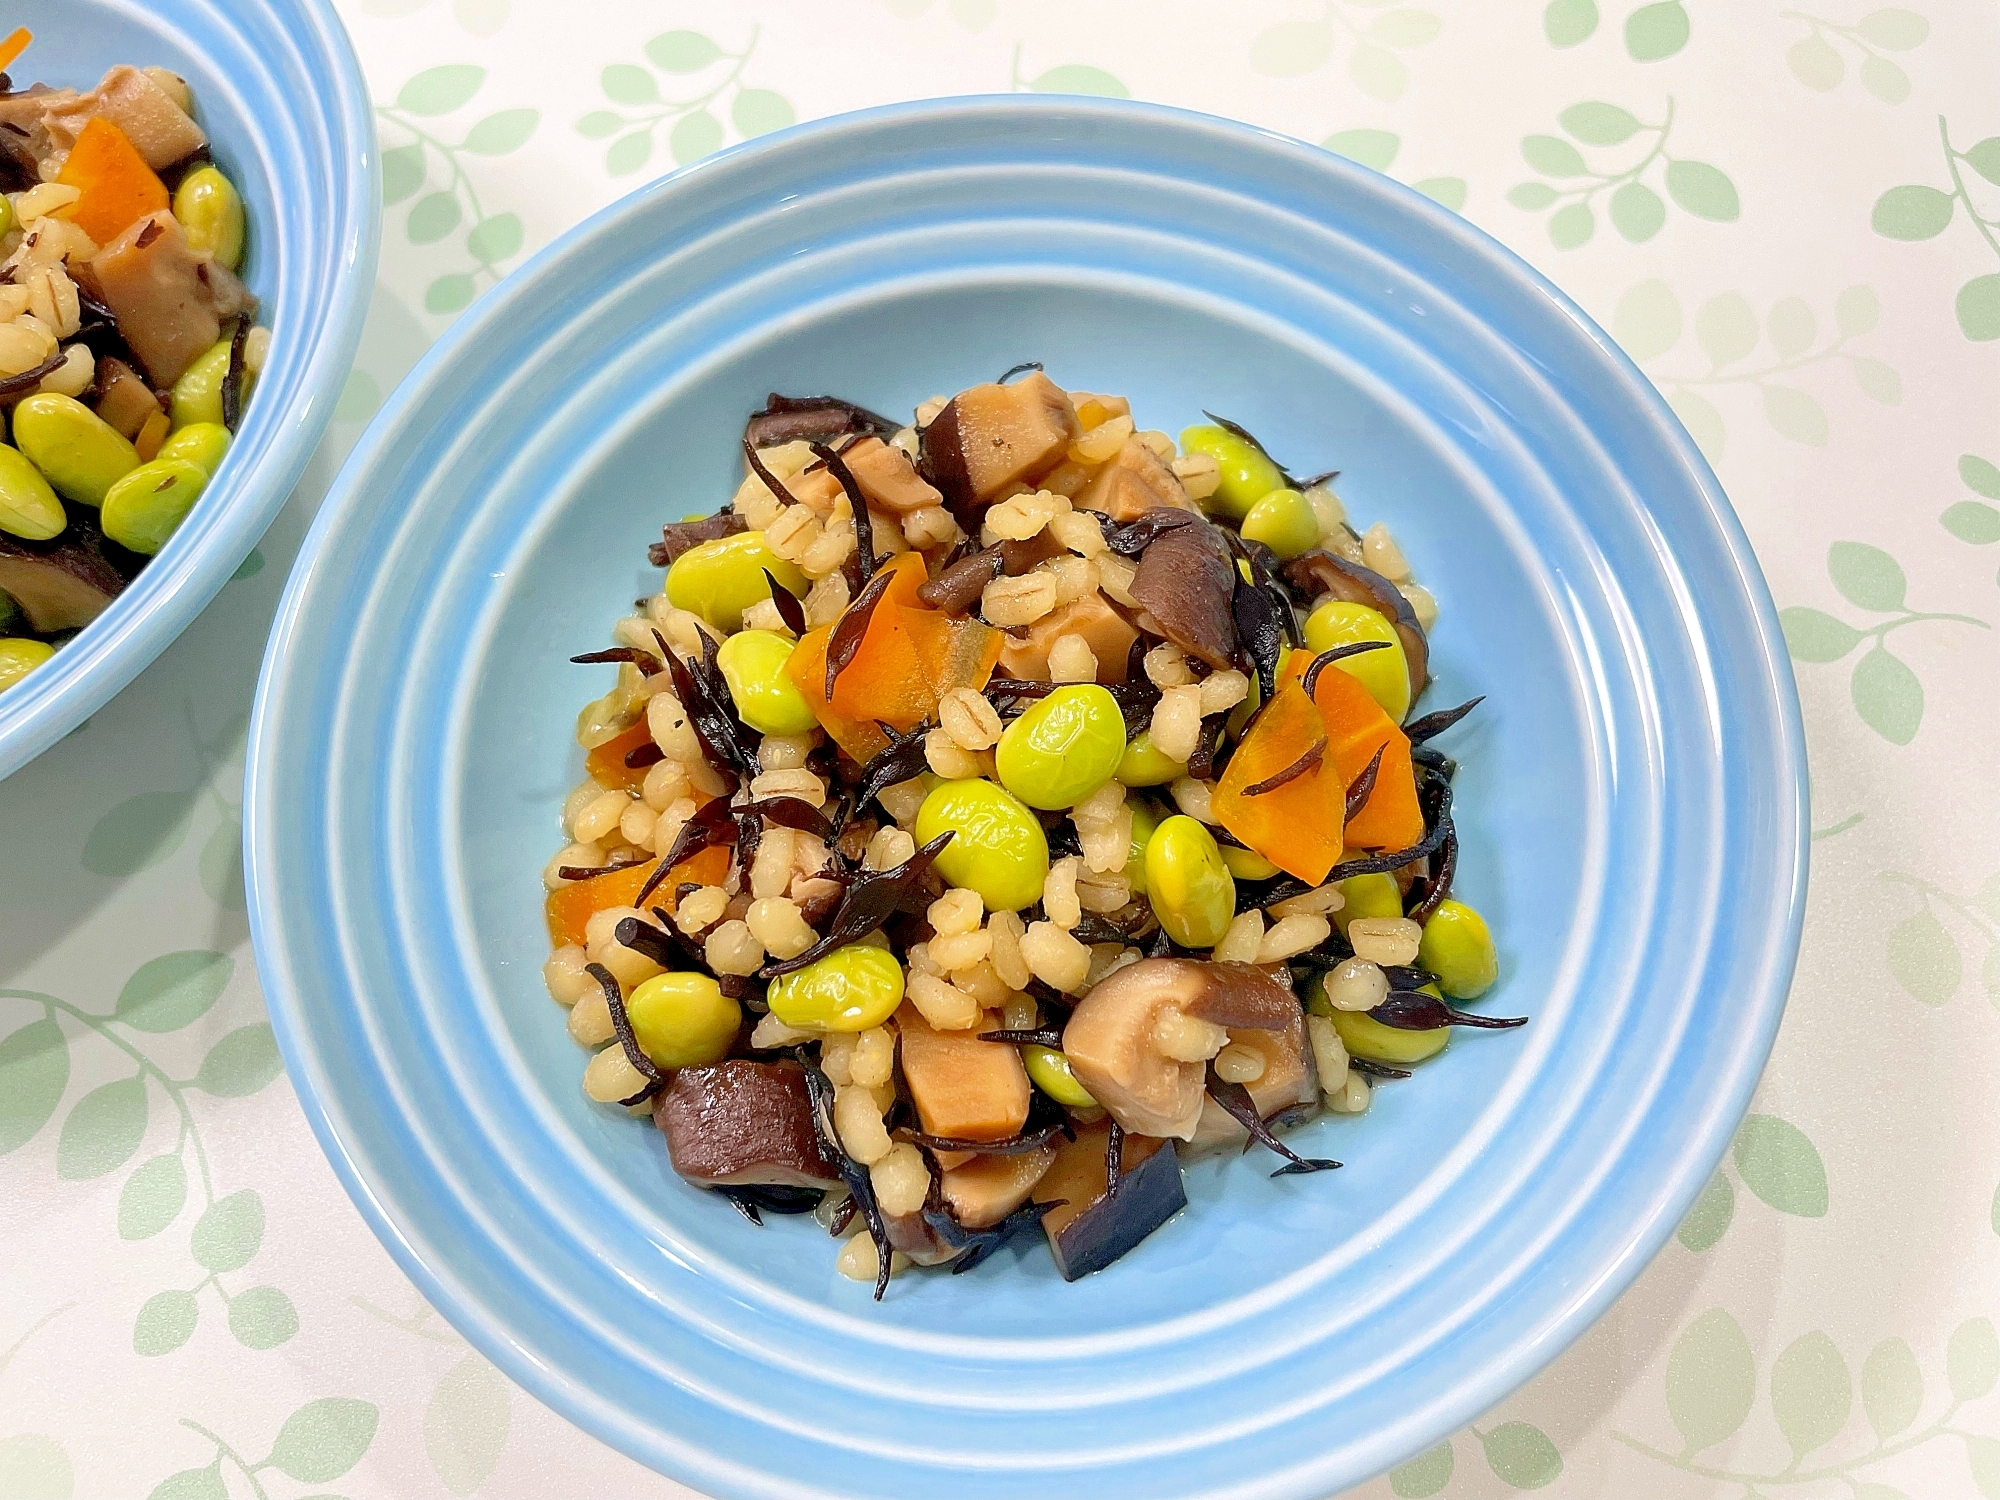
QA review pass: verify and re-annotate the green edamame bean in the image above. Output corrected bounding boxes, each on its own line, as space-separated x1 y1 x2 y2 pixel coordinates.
1024 1044 1097 1107
1328 1004 1450 1065
1417 899 1498 998
665 531 808 633
1304 599 1410 722
1179 424 1284 521
995 683 1124 810
155 422 231 478
1123 798 1160 894
0 638 54 692
169 339 258 430
1117 730 1185 787
0 194 14 241
766 943 904 1032
1222 845 1281 881
0 443 66 541
100 459 207 555
1335 871 1403 933
172 165 246 270
715 629 817 735
11 394 140 507
626 971 741 1067
914 778 1049 912
1240 487 1320 561
1145 814 1235 949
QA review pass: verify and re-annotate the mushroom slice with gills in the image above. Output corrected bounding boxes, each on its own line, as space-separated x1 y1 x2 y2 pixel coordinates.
1128 511 1240 670
88 211 256 388
996 591 1140 684
742 392 901 450
918 371 1079 511
0 529 126 632
1282 548 1430 708
939 1143 1060 1229
653 1059 844 1192
1075 437 1197 524
896 1005 1032 1145
1033 1118 1186 1282
1189 1012 1317 1152
1060 958 1299 1140
839 436 943 516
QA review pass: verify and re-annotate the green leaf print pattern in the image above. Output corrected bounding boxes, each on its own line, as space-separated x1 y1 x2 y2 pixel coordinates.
1779 541 1989 745
1612 280 1896 459
1508 99 1737 248
577 27 796 177
1618 1317 2000 1494
1 953 294 1362
1878 870 2000 1006
149 1398 380 1498
1542 0 1690 59
1944 455 2000 548
353 1295 514 1494
1783 7 1929 102
379 65 541 315
1871 118 2000 340
1245 2 1441 102
1383 1422 1564 1494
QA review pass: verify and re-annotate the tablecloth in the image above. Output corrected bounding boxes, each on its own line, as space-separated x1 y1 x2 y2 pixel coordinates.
2 1 1995 1495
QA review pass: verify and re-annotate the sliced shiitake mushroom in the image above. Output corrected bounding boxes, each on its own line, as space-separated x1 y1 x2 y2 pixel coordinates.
1282 548 1429 705
1060 958 1299 1139
1128 511 1240 670
917 371 1078 511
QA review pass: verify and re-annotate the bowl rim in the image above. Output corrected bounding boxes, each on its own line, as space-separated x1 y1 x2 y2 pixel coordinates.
246 92 1809 1495
0 0 380 780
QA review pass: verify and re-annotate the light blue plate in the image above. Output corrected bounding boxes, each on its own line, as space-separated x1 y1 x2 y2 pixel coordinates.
246 98 1806 1498
0 0 376 779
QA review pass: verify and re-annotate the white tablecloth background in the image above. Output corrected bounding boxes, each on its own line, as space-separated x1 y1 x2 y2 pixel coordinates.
3 1 1996 1495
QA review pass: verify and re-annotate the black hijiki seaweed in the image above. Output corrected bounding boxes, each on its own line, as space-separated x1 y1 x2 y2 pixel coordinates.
1404 696 1484 744
1342 743 1386 822
846 721 929 827
1322 774 1454 882
569 645 664 673
986 677 1160 740
823 564 899 699
0 349 65 400
221 317 250 433
1101 507 1201 557
1204 1065 1342 1176
584 961 666 1105
1370 990 1527 1031
744 392 901 449
1300 638 1393 698
739 795 835 840
760 830 954 977
800 1058 893 1300
1348 1056 1412 1080
807 440 878 588
995 361 1045 384
1199 410 1335 492
633 797 740 907
978 1027 1065 1050
1184 711 1231 781
653 628 757 776
761 568 810 637
715 1183 826 1226
1241 736 1326 798
625 741 666 771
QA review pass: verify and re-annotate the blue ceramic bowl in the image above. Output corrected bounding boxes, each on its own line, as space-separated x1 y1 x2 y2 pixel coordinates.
0 0 376 779
246 98 1806 1498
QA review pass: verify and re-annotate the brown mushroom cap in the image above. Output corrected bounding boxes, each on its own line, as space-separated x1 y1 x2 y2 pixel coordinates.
1282 548 1430 708
0 529 126 632
653 1059 842 1190
1129 512 1240 670
1060 958 1299 1139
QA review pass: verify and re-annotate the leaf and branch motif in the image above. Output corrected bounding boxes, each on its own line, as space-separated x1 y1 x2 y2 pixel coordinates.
379 65 541 316
1616 1310 2000 1498
149 1397 379 1500
577 28 795 177
1871 118 2000 342
1612 279 1898 458
1782 6 1930 102
1879 870 2000 1009
1321 128 1467 211
1246 0 1441 102
1 956 290 1361
1508 99 1738 248
1781 541 1989 746
1544 0 1691 59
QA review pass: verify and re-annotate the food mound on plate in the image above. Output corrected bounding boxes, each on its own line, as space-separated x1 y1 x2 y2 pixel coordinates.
0 29 268 694
542 367 1514 1296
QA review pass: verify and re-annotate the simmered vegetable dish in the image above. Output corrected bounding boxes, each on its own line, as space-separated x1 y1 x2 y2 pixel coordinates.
543 368 1518 1295
0 28 265 694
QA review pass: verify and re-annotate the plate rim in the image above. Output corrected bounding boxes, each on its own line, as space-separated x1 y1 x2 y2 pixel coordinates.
245 92 1809 1496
